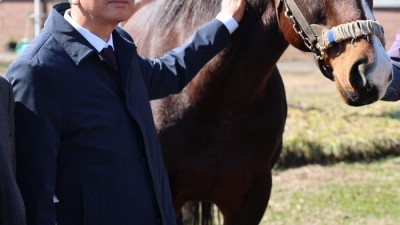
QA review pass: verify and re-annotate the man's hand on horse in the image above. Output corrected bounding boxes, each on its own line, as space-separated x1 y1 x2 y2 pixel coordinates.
221 0 246 23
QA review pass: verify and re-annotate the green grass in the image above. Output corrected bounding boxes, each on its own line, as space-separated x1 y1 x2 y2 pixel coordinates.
279 70 400 167
257 69 400 225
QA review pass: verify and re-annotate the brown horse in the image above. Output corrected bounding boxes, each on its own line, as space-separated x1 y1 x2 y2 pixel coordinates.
123 0 392 224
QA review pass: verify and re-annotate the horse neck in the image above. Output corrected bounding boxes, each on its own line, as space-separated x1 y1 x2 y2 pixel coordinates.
130 0 290 107
185 3 289 108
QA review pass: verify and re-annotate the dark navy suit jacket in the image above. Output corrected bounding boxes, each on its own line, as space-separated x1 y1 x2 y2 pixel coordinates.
5 3 230 225
0 75 25 225
382 31 400 101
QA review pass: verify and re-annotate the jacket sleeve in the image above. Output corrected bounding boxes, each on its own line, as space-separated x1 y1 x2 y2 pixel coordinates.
5 61 61 225
388 31 400 68
382 65 400 101
382 31 400 101
0 75 26 225
137 19 231 100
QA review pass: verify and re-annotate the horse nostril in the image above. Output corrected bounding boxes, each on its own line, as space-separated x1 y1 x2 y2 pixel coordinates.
349 58 368 88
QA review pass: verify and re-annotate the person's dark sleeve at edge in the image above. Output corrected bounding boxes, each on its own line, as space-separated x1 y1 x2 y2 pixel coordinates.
381 31 400 101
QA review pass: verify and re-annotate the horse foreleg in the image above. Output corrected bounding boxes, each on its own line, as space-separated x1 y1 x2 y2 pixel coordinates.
221 170 272 225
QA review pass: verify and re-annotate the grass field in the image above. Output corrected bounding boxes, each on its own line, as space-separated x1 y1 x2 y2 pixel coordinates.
260 68 400 224
279 69 400 167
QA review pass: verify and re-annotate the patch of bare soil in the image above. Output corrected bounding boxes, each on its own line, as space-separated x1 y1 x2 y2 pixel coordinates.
273 157 400 189
272 164 374 191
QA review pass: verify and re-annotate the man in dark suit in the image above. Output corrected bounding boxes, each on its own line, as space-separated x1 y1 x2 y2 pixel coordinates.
5 0 245 224
0 75 25 225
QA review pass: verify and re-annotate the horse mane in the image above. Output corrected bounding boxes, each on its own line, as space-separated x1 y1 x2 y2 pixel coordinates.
158 0 223 29
157 0 277 26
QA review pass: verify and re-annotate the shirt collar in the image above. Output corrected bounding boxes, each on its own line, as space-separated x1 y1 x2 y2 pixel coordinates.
64 9 114 52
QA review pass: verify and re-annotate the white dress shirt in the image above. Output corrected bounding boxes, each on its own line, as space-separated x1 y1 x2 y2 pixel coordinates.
64 9 114 52
216 11 239 34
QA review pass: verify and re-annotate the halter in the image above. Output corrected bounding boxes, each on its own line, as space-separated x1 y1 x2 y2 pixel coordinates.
275 0 386 81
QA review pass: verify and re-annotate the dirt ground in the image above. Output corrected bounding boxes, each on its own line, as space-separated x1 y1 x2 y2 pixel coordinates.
272 163 377 190
271 156 400 190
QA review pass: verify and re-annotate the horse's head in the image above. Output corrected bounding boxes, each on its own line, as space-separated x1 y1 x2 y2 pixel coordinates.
275 0 392 106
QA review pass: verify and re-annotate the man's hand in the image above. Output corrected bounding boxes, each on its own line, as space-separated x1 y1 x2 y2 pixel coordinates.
221 0 246 23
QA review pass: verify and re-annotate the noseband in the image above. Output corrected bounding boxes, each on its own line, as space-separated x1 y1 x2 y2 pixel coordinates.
275 0 386 81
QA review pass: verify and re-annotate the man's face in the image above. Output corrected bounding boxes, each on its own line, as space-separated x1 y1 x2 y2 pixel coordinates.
75 0 136 25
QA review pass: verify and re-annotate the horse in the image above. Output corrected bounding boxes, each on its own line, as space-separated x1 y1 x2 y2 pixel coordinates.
123 0 392 224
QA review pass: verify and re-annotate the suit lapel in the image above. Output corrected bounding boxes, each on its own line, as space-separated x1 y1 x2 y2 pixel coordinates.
112 30 148 133
112 30 137 92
